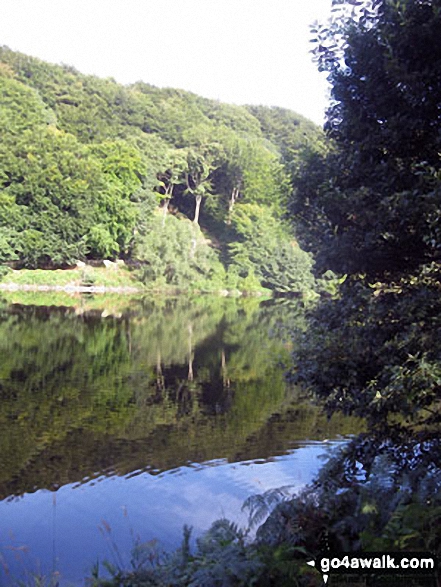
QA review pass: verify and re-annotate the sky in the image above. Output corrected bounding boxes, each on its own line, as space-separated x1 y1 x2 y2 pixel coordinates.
0 0 332 125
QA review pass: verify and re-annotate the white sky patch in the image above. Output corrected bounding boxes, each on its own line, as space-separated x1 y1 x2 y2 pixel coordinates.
0 0 332 124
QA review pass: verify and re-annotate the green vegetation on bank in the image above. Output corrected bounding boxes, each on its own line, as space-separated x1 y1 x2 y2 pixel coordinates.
0 264 142 288
0 46 323 295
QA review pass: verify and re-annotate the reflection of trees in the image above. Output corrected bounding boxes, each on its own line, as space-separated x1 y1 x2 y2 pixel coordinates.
0 306 137 494
0 297 351 499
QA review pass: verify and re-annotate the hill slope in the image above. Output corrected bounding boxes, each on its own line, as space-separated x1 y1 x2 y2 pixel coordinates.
0 46 324 293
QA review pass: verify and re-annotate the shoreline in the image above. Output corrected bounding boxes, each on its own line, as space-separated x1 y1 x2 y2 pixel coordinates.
0 282 269 297
0 282 143 294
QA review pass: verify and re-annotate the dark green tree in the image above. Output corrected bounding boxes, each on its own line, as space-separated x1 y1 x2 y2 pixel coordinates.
0 44 322 279
292 0 441 276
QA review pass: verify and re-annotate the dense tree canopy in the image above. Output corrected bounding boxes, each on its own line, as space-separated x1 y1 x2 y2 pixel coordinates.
2 5 441 583
276 6 441 585
0 45 322 290
246 104 327 178
290 0 441 442
292 0 441 276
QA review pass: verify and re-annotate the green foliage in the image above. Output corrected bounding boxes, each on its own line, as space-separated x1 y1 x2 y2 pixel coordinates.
200 99 263 137
0 45 323 283
186 520 262 586
0 125 141 266
88 140 145 199
257 435 441 560
246 104 327 177
0 264 10 279
274 7 441 586
259 242 316 295
291 0 441 276
229 204 315 294
315 270 347 298
134 213 225 289
206 131 291 230
290 267 441 430
240 140 290 210
0 73 55 133
284 0 441 466
91 521 263 587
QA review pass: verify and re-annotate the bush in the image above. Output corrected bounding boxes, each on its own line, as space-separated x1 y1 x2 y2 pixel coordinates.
229 204 316 295
134 212 224 289
0 265 10 280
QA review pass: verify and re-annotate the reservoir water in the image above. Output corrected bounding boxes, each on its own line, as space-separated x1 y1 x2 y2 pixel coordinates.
0 295 362 584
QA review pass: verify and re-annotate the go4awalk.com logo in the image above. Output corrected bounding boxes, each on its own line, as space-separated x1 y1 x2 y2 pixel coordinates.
307 552 438 584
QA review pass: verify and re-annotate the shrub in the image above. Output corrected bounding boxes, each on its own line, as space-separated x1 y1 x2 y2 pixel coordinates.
229 204 316 295
134 212 224 289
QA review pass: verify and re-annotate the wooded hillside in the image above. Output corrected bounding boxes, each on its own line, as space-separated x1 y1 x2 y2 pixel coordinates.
0 46 324 293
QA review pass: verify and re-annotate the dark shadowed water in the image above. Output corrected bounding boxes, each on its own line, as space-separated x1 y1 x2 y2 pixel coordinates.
0 295 363 585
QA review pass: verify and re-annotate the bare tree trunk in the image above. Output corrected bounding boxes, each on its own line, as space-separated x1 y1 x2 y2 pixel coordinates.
193 194 202 225
162 198 170 227
226 186 239 225
162 184 173 227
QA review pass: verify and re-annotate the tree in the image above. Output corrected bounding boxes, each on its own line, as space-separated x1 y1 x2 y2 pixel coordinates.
0 44 324 276
292 0 441 276
0 71 55 134
209 132 291 227
87 140 145 255
229 203 315 294
183 148 212 225
0 126 139 266
246 104 327 179
179 125 225 225
156 149 188 225
134 213 224 287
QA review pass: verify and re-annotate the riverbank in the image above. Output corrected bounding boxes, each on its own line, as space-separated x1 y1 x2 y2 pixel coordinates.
0 266 271 297
0 264 142 289
0 282 143 294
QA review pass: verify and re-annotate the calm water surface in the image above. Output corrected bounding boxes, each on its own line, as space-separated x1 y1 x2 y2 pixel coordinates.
0 295 362 584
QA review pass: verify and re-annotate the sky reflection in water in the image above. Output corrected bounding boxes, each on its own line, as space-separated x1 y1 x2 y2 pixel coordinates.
0 296 361 584
1 444 338 584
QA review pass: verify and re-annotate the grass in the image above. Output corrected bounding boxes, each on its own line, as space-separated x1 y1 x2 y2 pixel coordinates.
0 265 272 297
0 264 278 306
0 265 144 289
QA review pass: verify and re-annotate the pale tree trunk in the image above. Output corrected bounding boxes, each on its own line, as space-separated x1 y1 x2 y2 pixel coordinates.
193 194 202 225
227 186 239 225
162 185 173 227
156 350 165 391
162 198 170 227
